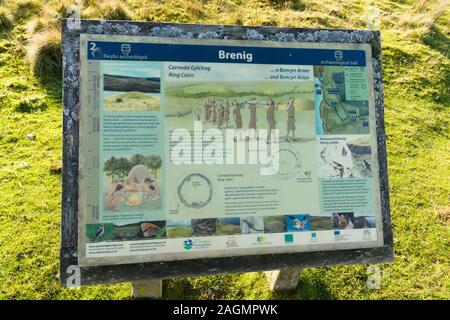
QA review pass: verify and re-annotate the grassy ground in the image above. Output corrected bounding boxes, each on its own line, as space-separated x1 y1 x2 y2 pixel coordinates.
166 226 192 238
216 222 241 235
0 0 449 299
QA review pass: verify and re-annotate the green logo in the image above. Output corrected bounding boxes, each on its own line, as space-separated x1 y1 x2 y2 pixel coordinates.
183 239 193 250
284 234 294 243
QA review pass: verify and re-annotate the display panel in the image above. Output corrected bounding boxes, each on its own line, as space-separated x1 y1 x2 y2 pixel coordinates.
77 34 383 266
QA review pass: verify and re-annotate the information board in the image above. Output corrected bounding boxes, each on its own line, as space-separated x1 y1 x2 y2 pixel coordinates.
77 34 384 267
61 20 393 284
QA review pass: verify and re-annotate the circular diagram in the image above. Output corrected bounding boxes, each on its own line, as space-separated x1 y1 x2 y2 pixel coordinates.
275 146 302 180
177 173 214 209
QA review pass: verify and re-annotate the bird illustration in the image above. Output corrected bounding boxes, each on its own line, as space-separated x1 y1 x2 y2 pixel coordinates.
363 159 371 173
320 147 328 163
94 224 105 241
192 219 216 236
289 216 307 230
332 161 345 178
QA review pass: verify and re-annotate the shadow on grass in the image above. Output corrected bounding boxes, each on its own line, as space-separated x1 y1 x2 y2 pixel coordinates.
421 25 450 106
163 277 199 300
422 25 450 60
9 72 61 113
37 72 62 100
161 271 336 300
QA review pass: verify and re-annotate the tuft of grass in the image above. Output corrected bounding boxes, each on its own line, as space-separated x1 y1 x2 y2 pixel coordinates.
12 0 42 21
429 0 450 24
49 160 62 174
268 0 306 11
26 29 61 78
413 0 427 12
26 18 47 36
83 0 132 21
0 8 13 32
184 0 205 20
137 0 192 23
15 95 48 113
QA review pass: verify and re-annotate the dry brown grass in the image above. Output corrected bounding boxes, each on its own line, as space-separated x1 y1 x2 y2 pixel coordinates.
82 0 132 20
383 0 449 38
413 0 429 13
433 203 450 223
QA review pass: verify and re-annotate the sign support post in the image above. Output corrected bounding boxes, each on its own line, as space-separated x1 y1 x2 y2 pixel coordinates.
265 269 302 291
132 279 163 299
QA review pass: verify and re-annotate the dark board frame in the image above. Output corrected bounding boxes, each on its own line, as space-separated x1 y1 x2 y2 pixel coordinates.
60 19 393 286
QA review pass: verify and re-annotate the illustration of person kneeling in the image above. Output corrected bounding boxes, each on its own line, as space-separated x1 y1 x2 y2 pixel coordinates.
104 183 126 210
144 178 160 200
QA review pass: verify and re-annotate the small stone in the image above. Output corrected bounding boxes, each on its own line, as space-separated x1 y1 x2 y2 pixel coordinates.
19 162 31 169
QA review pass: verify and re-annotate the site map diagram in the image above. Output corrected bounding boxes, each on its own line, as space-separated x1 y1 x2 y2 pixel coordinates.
314 66 370 135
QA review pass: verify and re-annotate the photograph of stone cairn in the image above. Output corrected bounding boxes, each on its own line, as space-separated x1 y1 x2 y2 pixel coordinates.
103 61 161 112
192 218 218 237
